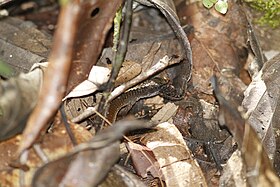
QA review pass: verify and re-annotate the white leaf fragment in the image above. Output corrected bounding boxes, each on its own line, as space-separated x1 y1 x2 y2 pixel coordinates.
64 66 110 100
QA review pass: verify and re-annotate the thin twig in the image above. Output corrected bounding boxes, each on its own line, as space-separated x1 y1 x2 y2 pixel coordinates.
96 0 133 130
33 144 49 163
71 106 97 123
19 150 29 187
60 104 77 146
107 0 133 90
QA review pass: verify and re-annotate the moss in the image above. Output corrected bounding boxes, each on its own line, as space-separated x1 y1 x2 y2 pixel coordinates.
244 0 280 28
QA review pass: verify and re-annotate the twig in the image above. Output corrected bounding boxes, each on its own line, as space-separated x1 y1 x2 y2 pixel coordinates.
60 104 77 146
107 0 133 90
33 144 49 163
71 106 97 123
96 0 133 130
18 1 81 154
19 150 28 187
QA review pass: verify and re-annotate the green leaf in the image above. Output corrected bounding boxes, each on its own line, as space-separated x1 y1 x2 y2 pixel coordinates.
210 0 218 3
59 0 69 6
215 0 228 14
0 60 12 77
203 0 215 9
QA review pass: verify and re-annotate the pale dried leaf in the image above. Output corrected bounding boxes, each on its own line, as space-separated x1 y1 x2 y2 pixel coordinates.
141 122 207 187
213 73 280 186
151 102 178 123
219 150 247 187
242 122 280 186
0 62 47 140
64 66 110 100
242 54 280 160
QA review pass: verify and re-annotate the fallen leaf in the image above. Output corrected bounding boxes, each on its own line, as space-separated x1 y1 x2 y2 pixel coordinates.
126 142 162 178
99 164 147 187
64 66 111 100
0 118 92 186
219 150 247 187
212 75 280 186
141 122 208 187
0 17 51 76
32 120 152 186
242 54 280 166
0 62 47 141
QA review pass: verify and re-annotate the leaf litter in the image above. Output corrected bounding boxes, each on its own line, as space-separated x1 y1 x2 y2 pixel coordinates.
0 0 280 186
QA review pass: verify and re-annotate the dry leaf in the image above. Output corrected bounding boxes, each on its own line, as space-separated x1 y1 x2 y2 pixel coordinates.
32 120 152 186
242 54 280 161
99 165 147 187
151 102 178 123
126 142 162 178
0 17 51 75
219 150 247 187
0 62 47 141
177 0 248 99
64 66 111 100
141 122 208 187
0 119 92 186
212 75 280 186
35 143 120 187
